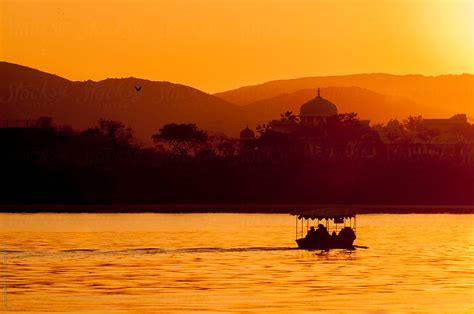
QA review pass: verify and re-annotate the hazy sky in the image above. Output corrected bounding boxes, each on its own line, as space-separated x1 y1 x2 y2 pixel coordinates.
1 0 473 93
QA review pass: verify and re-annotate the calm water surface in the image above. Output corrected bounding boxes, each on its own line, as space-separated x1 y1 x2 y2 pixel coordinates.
0 213 473 313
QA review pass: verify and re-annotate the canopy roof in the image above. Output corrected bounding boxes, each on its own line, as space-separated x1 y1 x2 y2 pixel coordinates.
292 208 357 220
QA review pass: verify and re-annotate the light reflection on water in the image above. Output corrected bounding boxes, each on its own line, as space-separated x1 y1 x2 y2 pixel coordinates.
1 213 473 313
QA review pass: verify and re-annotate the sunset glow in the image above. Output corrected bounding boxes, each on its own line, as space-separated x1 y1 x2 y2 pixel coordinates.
1 1 474 312
2 0 473 92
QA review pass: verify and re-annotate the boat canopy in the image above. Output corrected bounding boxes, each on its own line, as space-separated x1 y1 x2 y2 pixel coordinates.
292 208 357 220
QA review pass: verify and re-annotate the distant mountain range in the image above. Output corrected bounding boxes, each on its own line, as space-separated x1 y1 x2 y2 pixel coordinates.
214 73 474 116
0 62 242 143
1 62 473 142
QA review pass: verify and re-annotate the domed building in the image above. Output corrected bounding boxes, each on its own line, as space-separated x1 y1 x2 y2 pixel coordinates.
269 88 338 133
299 88 337 125
239 125 255 140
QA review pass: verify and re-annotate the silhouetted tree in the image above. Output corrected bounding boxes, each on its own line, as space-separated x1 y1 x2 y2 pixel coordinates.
326 113 365 144
375 119 411 144
280 111 299 123
402 115 437 143
256 123 271 136
98 119 134 145
216 137 238 157
152 123 208 156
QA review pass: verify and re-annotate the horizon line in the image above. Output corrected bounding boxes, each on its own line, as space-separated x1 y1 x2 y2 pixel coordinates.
2 60 473 95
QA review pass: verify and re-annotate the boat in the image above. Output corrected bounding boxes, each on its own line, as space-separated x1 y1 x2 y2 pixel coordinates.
292 208 357 250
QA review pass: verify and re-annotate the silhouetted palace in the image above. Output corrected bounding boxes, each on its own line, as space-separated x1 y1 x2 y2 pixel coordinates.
240 89 474 161
299 88 338 125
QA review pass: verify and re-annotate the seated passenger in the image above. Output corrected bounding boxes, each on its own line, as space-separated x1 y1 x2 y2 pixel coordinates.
338 227 356 241
306 226 317 239
344 227 356 241
316 224 330 240
338 228 347 238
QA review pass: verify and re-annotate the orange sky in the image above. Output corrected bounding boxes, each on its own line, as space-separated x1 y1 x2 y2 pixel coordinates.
1 0 473 93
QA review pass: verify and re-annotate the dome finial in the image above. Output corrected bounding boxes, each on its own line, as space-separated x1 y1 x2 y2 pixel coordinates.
318 88 320 97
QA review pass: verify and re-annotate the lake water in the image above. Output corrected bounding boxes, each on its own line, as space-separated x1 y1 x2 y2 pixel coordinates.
0 213 473 313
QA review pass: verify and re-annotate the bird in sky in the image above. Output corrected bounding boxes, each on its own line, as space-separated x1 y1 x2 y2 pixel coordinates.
135 85 142 92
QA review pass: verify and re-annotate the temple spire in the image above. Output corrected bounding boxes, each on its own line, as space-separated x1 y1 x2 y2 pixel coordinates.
317 88 320 97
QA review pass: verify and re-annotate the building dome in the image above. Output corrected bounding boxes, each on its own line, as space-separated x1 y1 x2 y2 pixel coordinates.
240 125 255 139
299 88 337 117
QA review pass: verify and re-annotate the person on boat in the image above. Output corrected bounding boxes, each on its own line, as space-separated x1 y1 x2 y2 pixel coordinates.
344 227 356 241
338 227 356 242
315 224 330 240
338 227 346 238
306 226 317 239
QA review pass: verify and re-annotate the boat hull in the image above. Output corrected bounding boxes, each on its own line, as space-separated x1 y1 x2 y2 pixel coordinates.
296 237 355 250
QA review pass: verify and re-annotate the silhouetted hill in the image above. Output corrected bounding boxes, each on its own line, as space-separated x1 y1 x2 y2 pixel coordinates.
242 87 426 124
0 62 245 142
3 63 472 140
215 74 474 121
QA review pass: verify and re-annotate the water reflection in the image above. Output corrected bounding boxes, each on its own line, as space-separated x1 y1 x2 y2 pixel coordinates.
1 213 473 313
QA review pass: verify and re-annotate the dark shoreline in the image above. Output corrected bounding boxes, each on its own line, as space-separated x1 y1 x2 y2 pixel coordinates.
0 204 473 214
